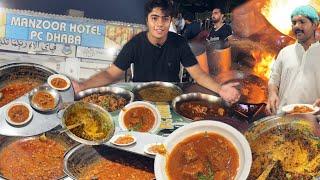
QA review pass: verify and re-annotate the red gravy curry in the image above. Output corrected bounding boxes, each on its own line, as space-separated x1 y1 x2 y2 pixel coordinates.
32 91 55 110
0 138 66 179
123 107 155 132
8 105 29 123
0 80 41 107
177 100 226 121
51 77 67 89
167 132 239 180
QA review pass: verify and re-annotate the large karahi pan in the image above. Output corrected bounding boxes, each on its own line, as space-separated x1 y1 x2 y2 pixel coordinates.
0 62 56 88
0 130 78 179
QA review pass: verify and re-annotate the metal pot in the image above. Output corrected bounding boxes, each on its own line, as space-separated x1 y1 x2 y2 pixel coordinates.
206 40 232 75
58 101 115 145
0 130 78 180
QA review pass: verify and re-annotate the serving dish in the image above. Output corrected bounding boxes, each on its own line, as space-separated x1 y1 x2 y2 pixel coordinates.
47 74 71 91
154 120 252 180
28 85 60 112
172 93 229 121
5 102 33 126
245 114 320 179
281 103 319 114
118 101 161 133
63 144 155 179
132 81 182 102
76 86 134 114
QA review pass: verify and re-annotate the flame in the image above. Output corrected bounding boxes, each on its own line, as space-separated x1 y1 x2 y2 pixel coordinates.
261 0 312 36
252 51 275 80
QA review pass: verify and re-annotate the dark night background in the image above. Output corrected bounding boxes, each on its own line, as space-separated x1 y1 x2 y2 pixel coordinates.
1 0 247 24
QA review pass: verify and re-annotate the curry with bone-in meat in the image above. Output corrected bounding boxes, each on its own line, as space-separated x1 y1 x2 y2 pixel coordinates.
177 100 226 121
123 107 155 132
81 93 127 112
0 138 66 179
167 132 239 180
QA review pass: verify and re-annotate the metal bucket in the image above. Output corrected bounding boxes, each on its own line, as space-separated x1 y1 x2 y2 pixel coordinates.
206 40 232 75
189 42 209 74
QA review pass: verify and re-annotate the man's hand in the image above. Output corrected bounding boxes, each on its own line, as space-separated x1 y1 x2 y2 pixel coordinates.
266 93 280 115
218 82 240 104
313 98 320 107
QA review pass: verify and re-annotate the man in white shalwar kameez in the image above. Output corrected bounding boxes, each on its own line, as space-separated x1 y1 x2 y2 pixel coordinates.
266 5 320 114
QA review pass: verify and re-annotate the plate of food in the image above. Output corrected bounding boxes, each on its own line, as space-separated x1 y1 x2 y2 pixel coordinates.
154 121 252 180
281 104 319 114
143 143 166 156
5 102 33 126
28 86 60 112
110 134 137 146
118 101 161 133
47 74 71 91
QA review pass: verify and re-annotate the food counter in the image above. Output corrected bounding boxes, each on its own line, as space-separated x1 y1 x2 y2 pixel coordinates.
0 62 319 179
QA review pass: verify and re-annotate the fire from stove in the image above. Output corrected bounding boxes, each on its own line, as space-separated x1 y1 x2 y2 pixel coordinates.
252 51 275 80
261 0 315 36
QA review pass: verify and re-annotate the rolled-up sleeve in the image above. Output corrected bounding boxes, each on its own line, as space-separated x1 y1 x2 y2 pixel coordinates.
268 50 283 87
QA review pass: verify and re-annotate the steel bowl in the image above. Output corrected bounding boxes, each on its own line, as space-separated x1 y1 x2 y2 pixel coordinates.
28 85 61 113
75 86 134 114
59 101 115 145
172 93 229 122
0 130 78 180
132 81 183 102
245 114 320 179
63 144 155 179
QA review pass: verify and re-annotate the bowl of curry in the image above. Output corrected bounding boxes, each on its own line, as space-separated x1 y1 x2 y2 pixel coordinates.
47 74 71 91
154 120 252 180
28 85 60 112
5 102 33 126
118 101 161 133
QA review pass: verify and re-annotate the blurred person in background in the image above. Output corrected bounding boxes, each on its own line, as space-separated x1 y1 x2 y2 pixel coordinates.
207 7 233 42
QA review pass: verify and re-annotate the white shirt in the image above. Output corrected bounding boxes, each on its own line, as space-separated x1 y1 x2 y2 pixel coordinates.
269 41 320 111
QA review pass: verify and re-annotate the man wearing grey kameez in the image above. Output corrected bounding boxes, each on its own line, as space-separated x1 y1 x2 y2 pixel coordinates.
266 5 320 114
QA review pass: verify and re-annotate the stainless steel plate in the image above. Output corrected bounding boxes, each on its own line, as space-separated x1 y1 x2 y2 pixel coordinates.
28 85 61 113
171 93 228 121
0 62 75 136
0 130 78 179
132 81 183 102
75 86 134 114
64 143 155 179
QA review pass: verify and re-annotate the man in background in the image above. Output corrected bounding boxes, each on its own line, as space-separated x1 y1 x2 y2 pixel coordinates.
266 5 320 114
207 7 233 42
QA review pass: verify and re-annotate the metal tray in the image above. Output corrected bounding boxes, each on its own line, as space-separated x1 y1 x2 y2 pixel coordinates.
0 63 74 136
64 143 155 179
132 81 183 102
0 130 78 180
75 86 134 114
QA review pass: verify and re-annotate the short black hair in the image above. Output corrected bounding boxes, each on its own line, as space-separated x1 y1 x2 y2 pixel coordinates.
144 0 173 18
212 7 226 14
